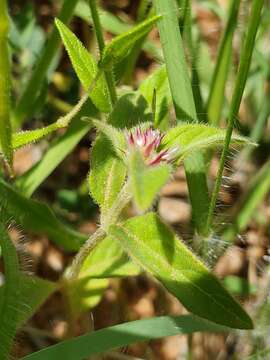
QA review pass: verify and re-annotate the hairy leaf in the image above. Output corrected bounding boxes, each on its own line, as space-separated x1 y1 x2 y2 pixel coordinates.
89 135 126 214
55 19 111 113
109 213 253 329
0 221 20 359
100 15 161 69
161 124 250 162
0 178 86 251
129 150 171 211
0 274 57 329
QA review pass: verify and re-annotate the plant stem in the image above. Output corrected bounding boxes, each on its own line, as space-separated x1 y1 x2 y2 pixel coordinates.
66 181 132 280
0 0 13 172
13 0 80 127
88 0 117 105
56 70 102 128
206 0 264 235
100 180 132 230
65 228 106 280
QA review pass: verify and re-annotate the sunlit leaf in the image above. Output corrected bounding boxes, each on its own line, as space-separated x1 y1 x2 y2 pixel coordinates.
109 213 253 329
55 19 111 113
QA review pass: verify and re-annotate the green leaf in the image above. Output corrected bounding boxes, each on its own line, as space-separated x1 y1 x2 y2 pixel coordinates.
66 278 109 317
79 236 140 279
109 213 253 329
22 315 228 360
139 65 171 128
0 221 20 359
223 276 256 297
16 116 91 197
89 135 126 214
65 237 139 317
75 2 163 62
55 18 111 113
91 119 126 159
161 124 250 162
0 274 57 329
0 178 86 251
100 15 161 69
129 150 171 211
108 92 152 129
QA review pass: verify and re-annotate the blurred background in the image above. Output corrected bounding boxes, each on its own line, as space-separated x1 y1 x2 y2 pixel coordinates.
4 0 270 359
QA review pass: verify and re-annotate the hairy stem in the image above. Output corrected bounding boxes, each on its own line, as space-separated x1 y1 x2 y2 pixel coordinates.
88 0 117 105
66 181 131 280
206 0 264 235
65 228 106 280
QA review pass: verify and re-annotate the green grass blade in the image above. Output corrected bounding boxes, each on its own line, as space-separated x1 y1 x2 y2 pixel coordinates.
0 221 20 359
0 178 86 251
223 159 270 242
13 0 80 127
207 0 241 126
206 0 265 234
0 0 13 170
153 0 210 235
22 315 228 360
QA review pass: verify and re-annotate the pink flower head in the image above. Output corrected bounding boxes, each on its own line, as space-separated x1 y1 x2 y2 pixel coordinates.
126 126 178 166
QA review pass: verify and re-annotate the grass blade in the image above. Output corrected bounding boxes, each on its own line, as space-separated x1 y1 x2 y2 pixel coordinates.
13 0 80 127
22 315 228 360
206 0 265 234
207 0 241 126
0 221 20 359
153 0 210 235
0 0 13 170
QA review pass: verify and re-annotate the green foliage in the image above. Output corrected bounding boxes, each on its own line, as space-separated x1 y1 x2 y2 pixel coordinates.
0 274 57 329
139 65 171 128
128 150 171 211
162 124 250 162
16 117 91 197
153 0 210 236
21 315 228 360
0 0 13 169
65 236 139 317
89 135 126 215
0 178 86 251
0 221 20 359
109 213 253 329
55 19 111 113
207 0 241 126
100 15 162 69
13 0 80 127
108 92 152 129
